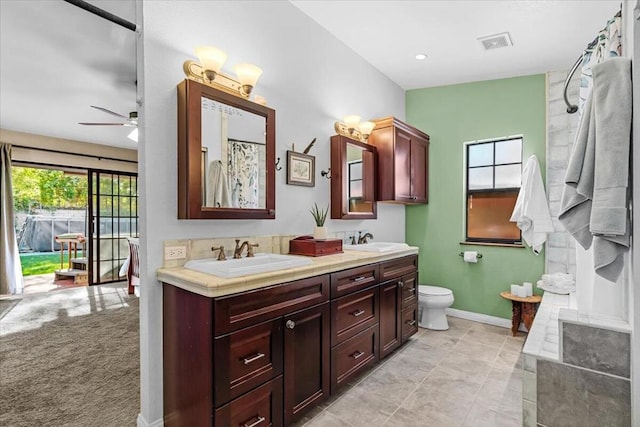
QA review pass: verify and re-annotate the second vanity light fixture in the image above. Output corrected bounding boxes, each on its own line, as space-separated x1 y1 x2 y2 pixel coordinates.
334 115 376 143
183 45 263 100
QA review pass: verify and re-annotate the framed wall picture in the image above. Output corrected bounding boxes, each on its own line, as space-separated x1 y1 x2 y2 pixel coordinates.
286 150 315 187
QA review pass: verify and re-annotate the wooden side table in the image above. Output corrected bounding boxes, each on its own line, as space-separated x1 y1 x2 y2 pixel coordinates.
500 291 542 336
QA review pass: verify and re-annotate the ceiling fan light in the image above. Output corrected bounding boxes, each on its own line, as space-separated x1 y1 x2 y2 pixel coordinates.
128 127 138 142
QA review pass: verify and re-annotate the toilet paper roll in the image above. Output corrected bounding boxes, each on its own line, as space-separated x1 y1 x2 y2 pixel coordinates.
510 284 519 295
463 251 478 263
517 286 527 298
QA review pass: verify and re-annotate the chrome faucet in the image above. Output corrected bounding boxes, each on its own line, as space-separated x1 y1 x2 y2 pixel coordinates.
358 231 374 244
211 245 226 261
233 239 260 258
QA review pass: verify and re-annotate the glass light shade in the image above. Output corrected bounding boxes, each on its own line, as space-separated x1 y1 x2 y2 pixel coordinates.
127 127 138 142
194 46 227 74
234 63 263 87
343 115 361 131
359 121 376 137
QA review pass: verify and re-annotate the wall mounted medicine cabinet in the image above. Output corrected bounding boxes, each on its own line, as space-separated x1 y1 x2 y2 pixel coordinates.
177 79 276 219
330 135 377 219
368 117 429 204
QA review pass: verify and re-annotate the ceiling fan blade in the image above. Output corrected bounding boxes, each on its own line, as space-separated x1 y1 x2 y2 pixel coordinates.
79 122 127 126
90 105 129 119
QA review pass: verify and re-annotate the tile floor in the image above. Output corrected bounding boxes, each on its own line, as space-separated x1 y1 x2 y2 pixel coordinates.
295 317 525 427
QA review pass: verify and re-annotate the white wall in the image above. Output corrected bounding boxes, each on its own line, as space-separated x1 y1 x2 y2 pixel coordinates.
137 1 405 424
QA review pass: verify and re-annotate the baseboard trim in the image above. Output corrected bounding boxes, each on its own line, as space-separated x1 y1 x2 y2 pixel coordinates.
137 413 163 427
446 307 527 332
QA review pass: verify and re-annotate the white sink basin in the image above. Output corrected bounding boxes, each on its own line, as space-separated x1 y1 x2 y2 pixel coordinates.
184 253 313 278
343 242 410 253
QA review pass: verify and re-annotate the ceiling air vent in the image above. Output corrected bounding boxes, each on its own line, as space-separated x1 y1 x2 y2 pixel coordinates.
478 32 513 50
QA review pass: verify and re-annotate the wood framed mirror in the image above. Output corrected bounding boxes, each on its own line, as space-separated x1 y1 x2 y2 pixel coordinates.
177 79 276 219
330 135 377 219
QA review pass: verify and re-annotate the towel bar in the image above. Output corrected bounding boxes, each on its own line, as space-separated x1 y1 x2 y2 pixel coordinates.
458 252 483 259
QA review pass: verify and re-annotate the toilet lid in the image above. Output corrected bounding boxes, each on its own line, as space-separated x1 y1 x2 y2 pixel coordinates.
419 285 452 296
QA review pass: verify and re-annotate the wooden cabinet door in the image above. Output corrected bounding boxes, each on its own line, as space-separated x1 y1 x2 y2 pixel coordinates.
378 279 402 359
410 136 428 203
393 129 413 202
283 302 330 425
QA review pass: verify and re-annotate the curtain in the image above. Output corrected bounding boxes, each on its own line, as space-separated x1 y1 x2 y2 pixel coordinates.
578 11 622 114
228 140 261 209
0 143 24 294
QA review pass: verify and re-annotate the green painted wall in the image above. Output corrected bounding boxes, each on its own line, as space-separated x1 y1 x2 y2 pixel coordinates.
406 75 546 319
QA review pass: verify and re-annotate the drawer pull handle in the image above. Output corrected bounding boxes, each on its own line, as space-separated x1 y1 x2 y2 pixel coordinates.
351 350 365 359
352 276 366 282
408 287 415 292
242 352 266 365
350 309 365 317
286 320 296 329
243 415 266 427
406 320 416 326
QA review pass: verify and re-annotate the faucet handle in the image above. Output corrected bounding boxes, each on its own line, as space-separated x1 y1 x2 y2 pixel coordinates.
247 242 260 257
211 245 226 261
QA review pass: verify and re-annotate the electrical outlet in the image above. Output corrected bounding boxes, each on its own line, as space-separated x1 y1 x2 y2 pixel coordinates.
165 246 187 260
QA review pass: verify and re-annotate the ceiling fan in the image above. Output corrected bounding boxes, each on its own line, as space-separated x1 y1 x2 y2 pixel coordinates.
79 105 138 142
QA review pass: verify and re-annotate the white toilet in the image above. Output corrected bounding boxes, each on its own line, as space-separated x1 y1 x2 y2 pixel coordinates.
418 285 454 330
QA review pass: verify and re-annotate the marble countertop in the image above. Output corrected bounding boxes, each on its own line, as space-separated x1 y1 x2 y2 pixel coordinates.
157 247 419 298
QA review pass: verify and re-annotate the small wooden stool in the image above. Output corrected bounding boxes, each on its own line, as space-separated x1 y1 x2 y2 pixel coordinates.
500 291 542 336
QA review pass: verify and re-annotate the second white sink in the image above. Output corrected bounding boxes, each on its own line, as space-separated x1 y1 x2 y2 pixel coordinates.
184 253 313 278
343 242 410 253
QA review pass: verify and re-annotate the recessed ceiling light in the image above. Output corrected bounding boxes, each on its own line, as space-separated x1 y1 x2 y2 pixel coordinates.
415 53 427 60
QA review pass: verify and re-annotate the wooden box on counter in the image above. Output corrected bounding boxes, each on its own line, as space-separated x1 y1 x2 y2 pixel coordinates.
289 236 343 257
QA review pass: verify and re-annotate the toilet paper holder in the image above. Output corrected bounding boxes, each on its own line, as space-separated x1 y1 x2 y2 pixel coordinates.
458 252 483 259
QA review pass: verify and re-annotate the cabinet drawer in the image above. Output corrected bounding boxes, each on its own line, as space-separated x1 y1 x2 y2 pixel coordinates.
330 325 378 393
401 303 419 343
214 318 283 406
379 255 417 282
400 273 417 308
330 264 378 298
331 287 379 346
214 275 329 335
214 375 283 427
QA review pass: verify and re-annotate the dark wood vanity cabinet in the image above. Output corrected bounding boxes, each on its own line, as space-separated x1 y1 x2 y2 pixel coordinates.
283 303 330 425
163 254 418 426
368 117 429 204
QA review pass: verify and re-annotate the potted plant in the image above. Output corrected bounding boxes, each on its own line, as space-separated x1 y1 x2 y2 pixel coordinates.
310 203 328 240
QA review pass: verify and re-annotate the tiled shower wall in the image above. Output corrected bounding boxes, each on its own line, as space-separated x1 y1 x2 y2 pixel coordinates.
545 70 580 276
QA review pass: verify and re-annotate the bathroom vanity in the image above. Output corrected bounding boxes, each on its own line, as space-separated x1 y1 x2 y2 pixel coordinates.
159 249 418 427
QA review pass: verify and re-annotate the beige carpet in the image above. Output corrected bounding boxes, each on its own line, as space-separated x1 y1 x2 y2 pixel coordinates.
0 283 139 426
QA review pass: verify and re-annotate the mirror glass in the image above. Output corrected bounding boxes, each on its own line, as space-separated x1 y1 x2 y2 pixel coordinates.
330 135 377 219
201 97 266 209
346 144 374 214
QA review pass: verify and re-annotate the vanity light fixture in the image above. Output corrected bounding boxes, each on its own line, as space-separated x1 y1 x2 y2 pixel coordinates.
183 45 263 101
334 116 377 143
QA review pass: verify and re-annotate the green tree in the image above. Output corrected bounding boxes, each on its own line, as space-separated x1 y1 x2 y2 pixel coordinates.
12 167 87 212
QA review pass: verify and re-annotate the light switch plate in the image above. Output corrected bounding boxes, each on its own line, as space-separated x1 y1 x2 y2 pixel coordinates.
165 246 187 260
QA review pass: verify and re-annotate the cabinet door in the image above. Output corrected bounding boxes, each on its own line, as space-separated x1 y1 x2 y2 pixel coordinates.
410 136 428 203
378 279 402 359
283 302 330 425
394 129 413 202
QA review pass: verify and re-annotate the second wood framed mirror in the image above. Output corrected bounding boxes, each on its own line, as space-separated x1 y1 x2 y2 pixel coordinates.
330 135 377 219
177 79 276 219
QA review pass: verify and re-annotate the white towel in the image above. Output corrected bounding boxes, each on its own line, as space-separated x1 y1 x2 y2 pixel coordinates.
510 155 554 254
206 160 232 208
558 58 631 282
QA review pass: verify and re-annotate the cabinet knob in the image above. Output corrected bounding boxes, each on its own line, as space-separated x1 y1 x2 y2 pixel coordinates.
398 280 404 287
286 320 296 329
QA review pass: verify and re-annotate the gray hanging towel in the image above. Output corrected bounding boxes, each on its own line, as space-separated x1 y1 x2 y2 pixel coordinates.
558 57 631 282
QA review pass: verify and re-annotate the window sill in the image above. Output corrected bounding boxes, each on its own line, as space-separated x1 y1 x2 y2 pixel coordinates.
460 241 525 248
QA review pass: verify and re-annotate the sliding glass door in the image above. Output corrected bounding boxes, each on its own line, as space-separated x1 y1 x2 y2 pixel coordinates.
88 170 138 285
